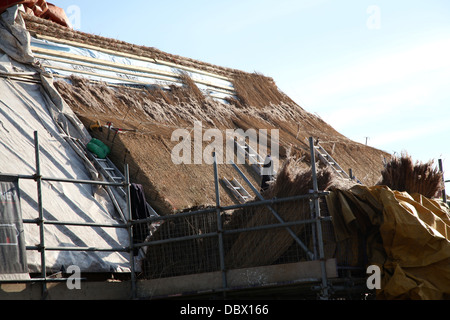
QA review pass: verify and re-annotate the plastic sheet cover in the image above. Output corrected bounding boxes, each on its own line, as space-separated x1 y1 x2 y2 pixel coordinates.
0 67 131 274
327 185 450 300
0 5 130 274
0 176 29 280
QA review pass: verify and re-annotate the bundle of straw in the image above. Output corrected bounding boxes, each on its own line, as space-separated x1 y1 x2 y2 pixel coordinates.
377 153 443 198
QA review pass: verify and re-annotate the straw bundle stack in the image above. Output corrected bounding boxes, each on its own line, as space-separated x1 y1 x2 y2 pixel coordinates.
378 153 443 198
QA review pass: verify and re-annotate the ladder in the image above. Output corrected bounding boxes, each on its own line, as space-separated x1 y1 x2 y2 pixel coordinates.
58 133 129 222
91 156 126 195
233 138 269 176
312 141 363 184
89 154 128 222
88 153 159 221
222 177 252 203
313 142 351 179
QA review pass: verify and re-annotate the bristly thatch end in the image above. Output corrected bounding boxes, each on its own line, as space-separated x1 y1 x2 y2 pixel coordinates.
228 72 298 109
377 152 444 198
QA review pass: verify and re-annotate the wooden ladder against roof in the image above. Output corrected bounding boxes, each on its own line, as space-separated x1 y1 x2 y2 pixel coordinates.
222 177 252 204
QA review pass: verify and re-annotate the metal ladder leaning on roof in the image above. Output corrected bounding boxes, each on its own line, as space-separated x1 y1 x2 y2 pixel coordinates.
87 154 128 222
234 138 274 177
312 140 362 184
222 177 252 203
88 153 159 222
313 142 349 178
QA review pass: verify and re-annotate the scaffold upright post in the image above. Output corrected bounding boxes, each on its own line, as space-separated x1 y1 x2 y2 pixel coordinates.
309 136 330 300
34 131 47 299
124 164 136 299
213 152 227 294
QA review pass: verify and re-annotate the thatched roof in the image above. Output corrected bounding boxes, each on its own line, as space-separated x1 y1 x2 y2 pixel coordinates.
24 14 390 215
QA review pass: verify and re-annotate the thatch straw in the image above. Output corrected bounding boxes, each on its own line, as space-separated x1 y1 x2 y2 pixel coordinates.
223 158 356 269
177 71 206 104
55 75 236 126
55 73 310 130
377 153 443 198
229 72 296 109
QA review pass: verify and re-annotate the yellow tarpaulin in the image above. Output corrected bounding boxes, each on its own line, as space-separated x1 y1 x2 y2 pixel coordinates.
326 185 450 300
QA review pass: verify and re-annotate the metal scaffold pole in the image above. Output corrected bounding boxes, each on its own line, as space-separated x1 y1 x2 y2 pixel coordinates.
309 136 330 300
124 164 137 299
213 152 228 294
34 131 47 298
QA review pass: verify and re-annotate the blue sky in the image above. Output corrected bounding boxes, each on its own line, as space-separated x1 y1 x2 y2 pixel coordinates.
54 0 450 182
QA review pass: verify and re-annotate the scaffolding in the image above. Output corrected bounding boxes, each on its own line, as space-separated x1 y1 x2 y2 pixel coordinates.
0 134 370 300
0 131 136 298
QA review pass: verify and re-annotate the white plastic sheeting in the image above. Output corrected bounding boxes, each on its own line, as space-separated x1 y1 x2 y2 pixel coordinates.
0 6 34 64
0 62 130 273
0 5 130 274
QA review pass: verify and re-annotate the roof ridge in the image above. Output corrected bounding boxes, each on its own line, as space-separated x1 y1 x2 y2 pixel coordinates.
23 13 263 80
